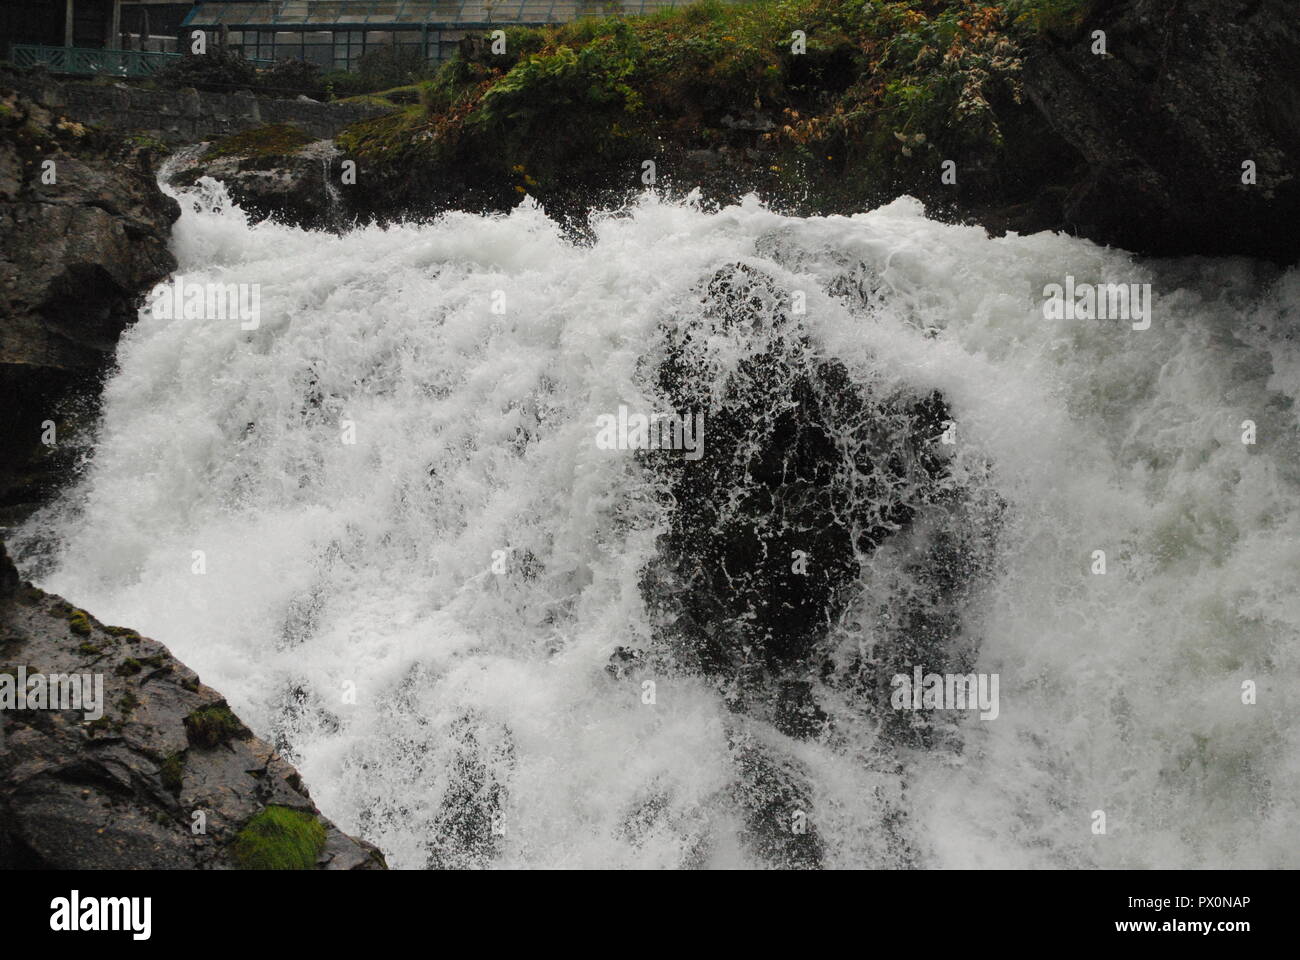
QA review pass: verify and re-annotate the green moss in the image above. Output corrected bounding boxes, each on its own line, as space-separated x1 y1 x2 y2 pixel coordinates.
68 609 92 636
117 691 140 714
231 806 327 870
114 655 163 676
103 625 141 640
205 123 315 160
159 752 185 794
183 703 251 747
336 106 427 166
78 642 103 656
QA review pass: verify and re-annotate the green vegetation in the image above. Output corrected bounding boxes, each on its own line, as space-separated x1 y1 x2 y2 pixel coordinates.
67 609 92 636
153 47 257 94
205 123 316 159
325 45 437 100
123 132 170 154
1005 0 1096 31
335 83 426 108
231 806 327 870
159 752 186 794
336 0 1083 217
115 654 167 676
259 57 327 99
183 703 251 747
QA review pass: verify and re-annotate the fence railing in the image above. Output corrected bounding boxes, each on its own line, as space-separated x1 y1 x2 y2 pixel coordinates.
8 44 272 78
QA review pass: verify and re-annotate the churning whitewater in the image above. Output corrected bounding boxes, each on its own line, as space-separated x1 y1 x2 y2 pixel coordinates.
15 177 1300 869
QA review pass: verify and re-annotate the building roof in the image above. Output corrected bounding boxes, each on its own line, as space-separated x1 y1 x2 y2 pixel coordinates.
183 0 694 28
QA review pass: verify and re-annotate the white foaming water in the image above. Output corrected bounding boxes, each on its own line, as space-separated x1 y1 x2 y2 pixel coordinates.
16 178 1300 868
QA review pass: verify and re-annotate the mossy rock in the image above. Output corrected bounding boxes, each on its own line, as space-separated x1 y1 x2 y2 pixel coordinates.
124 132 171 154
183 704 251 748
114 654 164 677
231 806 327 870
205 123 315 160
67 609 92 636
159 752 185 794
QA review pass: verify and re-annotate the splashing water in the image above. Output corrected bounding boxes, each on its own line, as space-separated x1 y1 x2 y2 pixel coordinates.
15 178 1300 868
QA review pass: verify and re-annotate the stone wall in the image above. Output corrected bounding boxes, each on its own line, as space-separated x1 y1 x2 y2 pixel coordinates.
6 70 391 145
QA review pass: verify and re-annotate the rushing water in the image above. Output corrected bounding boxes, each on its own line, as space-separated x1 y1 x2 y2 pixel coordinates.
14 178 1300 868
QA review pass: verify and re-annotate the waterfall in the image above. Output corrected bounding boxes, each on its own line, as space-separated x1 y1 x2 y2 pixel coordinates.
15 179 1299 868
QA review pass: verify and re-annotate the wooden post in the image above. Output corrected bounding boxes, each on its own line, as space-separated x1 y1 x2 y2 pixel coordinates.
64 0 75 47
109 0 122 50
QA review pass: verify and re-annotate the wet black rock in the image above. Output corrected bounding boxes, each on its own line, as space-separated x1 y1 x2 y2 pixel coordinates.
1020 0 1300 260
0 539 386 870
0 85 179 523
644 265 955 698
163 131 350 233
632 262 998 866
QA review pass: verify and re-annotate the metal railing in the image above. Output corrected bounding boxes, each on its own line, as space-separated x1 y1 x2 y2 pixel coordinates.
8 44 272 79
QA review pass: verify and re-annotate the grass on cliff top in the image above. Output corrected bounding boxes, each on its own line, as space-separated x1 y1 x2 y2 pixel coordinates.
334 83 425 108
231 806 327 870
205 122 315 159
336 0 1096 201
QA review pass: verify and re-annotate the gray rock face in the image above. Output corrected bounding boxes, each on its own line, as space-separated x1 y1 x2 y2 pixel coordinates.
1021 0 1300 260
4 69 392 147
165 136 348 232
0 541 386 870
0 85 180 522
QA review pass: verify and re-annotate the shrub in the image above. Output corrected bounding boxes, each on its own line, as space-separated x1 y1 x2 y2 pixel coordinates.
322 69 370 99
258 58 326 99
355 45 435 91
153 47 256 93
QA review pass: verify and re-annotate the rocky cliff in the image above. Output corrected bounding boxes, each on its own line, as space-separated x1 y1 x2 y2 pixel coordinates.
0 84 178 523
169 1 1298 262
1019 0 1300 259
0 540 385 869
0 86 384 869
